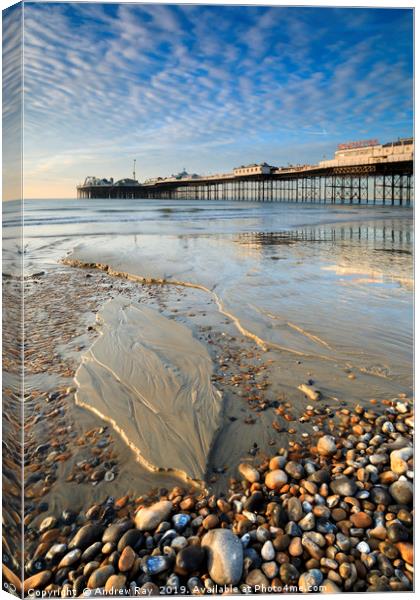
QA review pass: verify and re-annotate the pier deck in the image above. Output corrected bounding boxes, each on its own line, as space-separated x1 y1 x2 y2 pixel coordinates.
77 145 413 206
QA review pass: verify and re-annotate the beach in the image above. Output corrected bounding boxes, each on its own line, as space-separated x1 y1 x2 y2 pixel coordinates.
2 199 413 594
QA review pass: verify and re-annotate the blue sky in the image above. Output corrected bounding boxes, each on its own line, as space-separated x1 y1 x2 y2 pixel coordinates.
15 3 415 197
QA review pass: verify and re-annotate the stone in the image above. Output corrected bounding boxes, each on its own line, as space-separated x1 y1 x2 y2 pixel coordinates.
280 563 299 583
84 562 100 578
317 436 337 456
265 469 288 490
87 565 114 589
256 526 271 543
102 521 133 544
369 486 392 505
171 536 188 551
39 517 57 533
269 456 286 470
285 521 301 537
172 513 190 532
135 501 173 531
330 476 357 497
104 574 127 594
356 541 370 554
201 528 243 585
238 463 260 483
287 497 303 522
302 537 323 560
175 545 206 575
69 524 104 551
298 569 323 592
395 542 413 565
261 540 275 561
261 561 278 579
285 461 304 479
145 556 172 575
389 480 413 505
81 542 103 562
23 571 52 593
117 529 143 552
45 543 67 562
323 579 342 593
289 537 303 557
299 512 315 531
350 512 372 528
118 546 136 572
386 523 410 543
390 448 412 475
244 491 264 512
245 569 269 590
57 549 81 569
203 514 219 530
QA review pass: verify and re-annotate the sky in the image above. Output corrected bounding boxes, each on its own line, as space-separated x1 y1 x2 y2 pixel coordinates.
3 2 414 199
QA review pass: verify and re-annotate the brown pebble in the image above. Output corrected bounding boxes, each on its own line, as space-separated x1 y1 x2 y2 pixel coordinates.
395 542 413 565
24 571 52 593
203 514 220 530
350 512 372 528
118 546 136 572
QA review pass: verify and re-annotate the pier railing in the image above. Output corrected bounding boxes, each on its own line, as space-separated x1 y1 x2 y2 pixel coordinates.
77 161 413 206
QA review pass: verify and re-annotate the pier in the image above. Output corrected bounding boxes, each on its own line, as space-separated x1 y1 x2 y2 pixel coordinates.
77 138 414 206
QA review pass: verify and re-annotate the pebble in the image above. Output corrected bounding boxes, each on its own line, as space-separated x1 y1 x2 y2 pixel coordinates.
102 520 132 544
87 565 115 589
285 461 304 479
389 480 413 505
395 542 413 565
39 517 57 533
172 513 190 532
260 540 275 561
317 435 337 456
57 549 81 568
117 529 143 552
145 555 171 575
323 579 342 593
265 469 288 490
289 537 303 556
287 497 303 522
245 568 269 589
350 512 372 528
238 463 260 483
69 524 103 550
135 500 173 531
175 545 206 575
118 546 136 572
104 574 126 593
261 561 278 579
330 476 357 496
201 528 243 585
298 569 323 592
23 571 52 593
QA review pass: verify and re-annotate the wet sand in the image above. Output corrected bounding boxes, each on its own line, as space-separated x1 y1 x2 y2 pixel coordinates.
75 298 222 482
